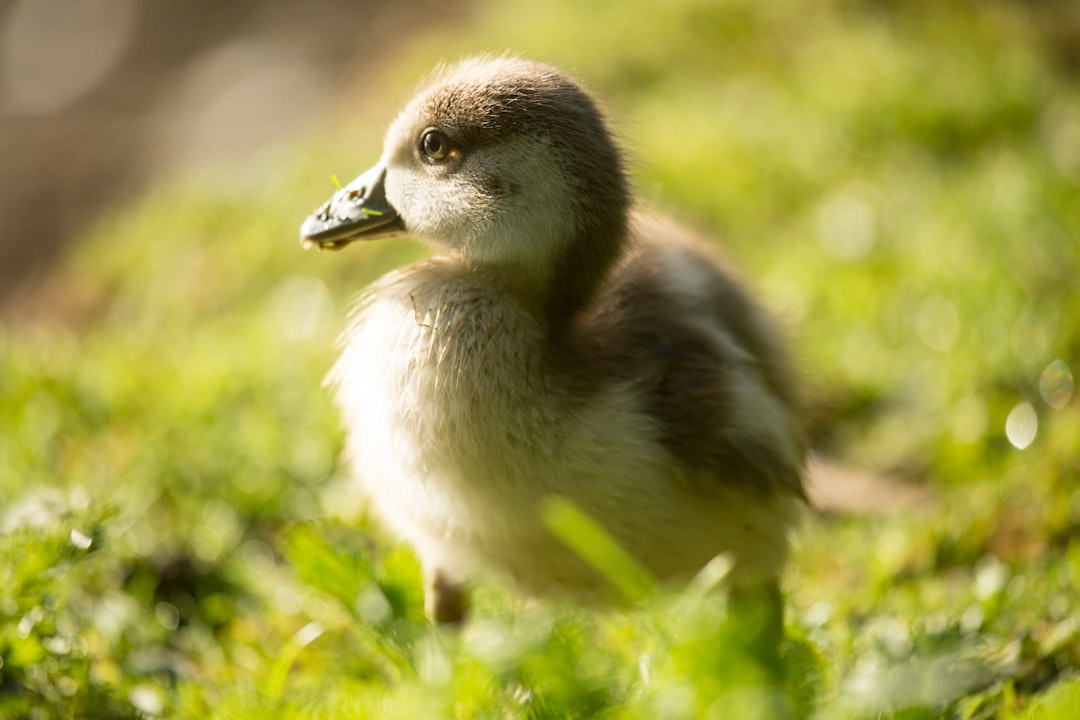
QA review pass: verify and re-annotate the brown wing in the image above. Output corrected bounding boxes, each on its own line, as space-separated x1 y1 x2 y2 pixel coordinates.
560 216 806 498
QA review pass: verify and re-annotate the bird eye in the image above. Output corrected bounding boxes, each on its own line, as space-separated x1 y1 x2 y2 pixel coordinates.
420 129 454 163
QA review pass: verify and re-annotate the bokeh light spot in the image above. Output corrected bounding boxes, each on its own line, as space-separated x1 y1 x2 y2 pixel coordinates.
1005 401 1038 450
1039 359 1074 409
1 0 137 115
154 40 329 173
273 585 302 615
916 295 960 352
154 602 180 631
355 585 392 626
817 188 877 260
271 275 333 341
129 684 165 716
69 528 93 550
974 556 1008 600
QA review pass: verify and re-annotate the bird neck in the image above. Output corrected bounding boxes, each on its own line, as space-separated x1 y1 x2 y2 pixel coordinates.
447 207 629 337
543 215 628 336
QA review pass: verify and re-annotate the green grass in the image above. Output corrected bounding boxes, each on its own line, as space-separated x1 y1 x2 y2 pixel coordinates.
2 0 1079 717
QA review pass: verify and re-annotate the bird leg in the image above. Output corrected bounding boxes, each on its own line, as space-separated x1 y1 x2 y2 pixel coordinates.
727 580 792 718
728 580 785 665
424 567 469 624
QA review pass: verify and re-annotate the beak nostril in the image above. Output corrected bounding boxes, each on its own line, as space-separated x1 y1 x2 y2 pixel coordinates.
299 162 400 245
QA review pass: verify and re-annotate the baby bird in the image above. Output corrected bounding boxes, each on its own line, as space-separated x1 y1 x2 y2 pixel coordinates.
300 57 805 625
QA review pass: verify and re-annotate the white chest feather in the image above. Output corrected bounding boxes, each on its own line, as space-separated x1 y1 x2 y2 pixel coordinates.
330 260 795 596
332 266 649 580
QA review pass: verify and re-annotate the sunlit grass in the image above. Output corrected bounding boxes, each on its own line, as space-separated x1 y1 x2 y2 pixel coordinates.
2 0 1079 717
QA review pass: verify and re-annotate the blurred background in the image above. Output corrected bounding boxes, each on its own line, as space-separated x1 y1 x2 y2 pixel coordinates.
2 0 1079 717
0 0 465 299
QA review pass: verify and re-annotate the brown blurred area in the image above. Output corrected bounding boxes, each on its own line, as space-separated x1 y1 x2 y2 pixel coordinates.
0 0 463 303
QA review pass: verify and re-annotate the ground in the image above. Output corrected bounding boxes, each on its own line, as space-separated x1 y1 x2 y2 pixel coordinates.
1 0 1078 718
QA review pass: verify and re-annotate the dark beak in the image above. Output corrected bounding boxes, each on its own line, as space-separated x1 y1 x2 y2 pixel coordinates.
299 163 405 250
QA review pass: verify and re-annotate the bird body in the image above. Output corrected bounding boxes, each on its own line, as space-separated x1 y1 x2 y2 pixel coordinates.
301 57 805 620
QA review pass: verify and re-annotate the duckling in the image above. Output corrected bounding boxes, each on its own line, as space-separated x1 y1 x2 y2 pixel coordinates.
300 56 805 625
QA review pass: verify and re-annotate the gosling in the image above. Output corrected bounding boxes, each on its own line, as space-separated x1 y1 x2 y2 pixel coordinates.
300 56 805 625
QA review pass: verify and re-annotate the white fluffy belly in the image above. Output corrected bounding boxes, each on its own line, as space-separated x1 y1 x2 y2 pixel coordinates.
329 265 794 599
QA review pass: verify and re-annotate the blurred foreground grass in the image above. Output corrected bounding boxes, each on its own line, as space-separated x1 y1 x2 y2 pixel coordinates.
2 0 1079 717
